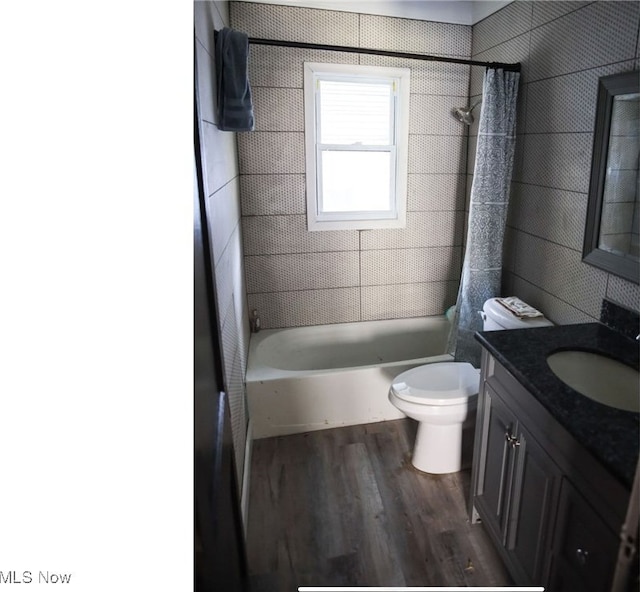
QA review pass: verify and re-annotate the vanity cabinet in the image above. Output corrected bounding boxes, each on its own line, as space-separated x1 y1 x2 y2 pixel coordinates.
471 348 630 591
473 383 561 584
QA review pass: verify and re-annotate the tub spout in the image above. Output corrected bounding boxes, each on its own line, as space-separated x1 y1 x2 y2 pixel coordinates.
250 309 261 333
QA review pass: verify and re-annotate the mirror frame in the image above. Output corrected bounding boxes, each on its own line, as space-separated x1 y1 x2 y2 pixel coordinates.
582 70 639 284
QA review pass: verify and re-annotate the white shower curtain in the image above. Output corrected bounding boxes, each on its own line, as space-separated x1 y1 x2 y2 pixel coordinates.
447 68 520 367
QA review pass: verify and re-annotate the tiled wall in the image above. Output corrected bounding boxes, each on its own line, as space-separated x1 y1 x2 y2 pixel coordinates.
195 1 251 490
231 1 472 329
471 0 640 321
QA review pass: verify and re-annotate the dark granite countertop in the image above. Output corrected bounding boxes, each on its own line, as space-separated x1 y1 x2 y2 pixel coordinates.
476 322 639 489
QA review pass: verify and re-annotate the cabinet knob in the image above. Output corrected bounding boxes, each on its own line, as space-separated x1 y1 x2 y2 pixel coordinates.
504 432 520 447
576 548 589 566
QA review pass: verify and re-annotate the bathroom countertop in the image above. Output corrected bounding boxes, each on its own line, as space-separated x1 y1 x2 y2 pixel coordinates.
475 322 639 489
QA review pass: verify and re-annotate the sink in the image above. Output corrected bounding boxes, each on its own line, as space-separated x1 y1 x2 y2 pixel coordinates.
547 350 640 412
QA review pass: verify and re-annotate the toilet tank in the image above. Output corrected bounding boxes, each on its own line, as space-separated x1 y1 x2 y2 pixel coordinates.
482 297 553 331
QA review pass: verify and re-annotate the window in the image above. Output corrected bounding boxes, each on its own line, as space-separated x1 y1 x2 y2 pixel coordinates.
303 63 410 231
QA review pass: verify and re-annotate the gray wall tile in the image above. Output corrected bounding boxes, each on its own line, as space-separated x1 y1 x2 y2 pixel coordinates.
195 1 216 53
195 40 216 125
242 215 358 255
511 133 526 183
514 232 608 318
361 247 462 285
502 269 516 295
509 183 588 251
214 223 244 335
360 55 470 96
407 174 466 211
472 1 533 55
528 2 639 82
240 174 305 216
252 87 304 131
606 275 640 311
237 132 305 174
360 211 464 250
410 94 467 135
231 1 359 46
212 0 229 29
245 252 359 293
521 133 593 193
530 1 591 29
201 120 239 194
362 281 459 321
511 276 598 324
208 177 241 265
467 134 477 175
525 61 638 134
359 14 471 57
247 288 360 329
248 46 359 88
503 226 519 273
409 135 467 174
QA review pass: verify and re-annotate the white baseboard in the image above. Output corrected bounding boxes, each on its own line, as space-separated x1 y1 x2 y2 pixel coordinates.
240 418 253 535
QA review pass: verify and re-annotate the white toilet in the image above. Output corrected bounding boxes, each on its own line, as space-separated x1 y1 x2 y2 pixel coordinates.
389 362 479 474
389 296 552 474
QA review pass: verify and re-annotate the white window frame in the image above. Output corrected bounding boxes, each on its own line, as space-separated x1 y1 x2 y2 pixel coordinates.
304 62 410 231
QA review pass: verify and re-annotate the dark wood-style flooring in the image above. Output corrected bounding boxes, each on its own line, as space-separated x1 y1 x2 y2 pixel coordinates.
246 418 512 590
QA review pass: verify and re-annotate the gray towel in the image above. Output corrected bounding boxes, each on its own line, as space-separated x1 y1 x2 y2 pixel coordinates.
215 27 254 132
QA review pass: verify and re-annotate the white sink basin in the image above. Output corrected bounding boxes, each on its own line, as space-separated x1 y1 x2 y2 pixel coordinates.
547 350 640 413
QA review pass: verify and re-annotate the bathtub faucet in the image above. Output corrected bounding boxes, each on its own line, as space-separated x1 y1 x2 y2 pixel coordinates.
250 309 261 333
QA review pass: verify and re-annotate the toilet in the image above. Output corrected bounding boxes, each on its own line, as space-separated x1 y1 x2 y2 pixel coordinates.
389 296 553 474
389 362 480 474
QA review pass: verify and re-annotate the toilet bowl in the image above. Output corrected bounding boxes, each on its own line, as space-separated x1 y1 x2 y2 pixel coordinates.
389 362 480 474
389 296 553 474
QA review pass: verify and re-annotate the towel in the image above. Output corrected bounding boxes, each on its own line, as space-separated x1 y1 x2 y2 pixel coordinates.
215 27 255 132
496 296 543 318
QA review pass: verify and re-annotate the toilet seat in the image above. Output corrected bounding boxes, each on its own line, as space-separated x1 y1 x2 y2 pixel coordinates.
390 362 480 406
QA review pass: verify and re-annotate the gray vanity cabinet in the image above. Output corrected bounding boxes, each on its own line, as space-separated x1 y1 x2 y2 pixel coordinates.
471 348 630 590
473 382 561 584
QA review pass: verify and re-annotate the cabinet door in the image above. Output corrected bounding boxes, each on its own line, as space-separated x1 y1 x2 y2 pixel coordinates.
475 385 518 545
507 424 561 584
547 479 619 592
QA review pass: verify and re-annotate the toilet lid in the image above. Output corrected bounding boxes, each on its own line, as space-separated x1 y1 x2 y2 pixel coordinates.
390 362 480 406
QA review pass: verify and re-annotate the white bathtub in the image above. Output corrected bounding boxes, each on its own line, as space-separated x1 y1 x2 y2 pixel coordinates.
246 316 452 438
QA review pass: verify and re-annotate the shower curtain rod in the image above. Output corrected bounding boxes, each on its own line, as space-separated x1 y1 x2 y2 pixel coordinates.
246 36 521 72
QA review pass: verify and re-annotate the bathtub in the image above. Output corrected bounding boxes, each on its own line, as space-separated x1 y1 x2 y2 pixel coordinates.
246 316 452 438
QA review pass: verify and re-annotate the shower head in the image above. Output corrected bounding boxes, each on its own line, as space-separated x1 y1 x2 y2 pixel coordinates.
452 100 481 125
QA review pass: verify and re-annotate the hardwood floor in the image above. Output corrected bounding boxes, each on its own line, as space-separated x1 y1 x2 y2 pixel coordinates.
246 418 512 590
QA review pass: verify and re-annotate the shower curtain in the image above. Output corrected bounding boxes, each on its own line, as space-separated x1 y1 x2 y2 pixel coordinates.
447 68 520 367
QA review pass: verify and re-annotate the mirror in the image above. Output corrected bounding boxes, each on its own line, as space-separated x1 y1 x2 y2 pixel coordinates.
583 71 639 284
